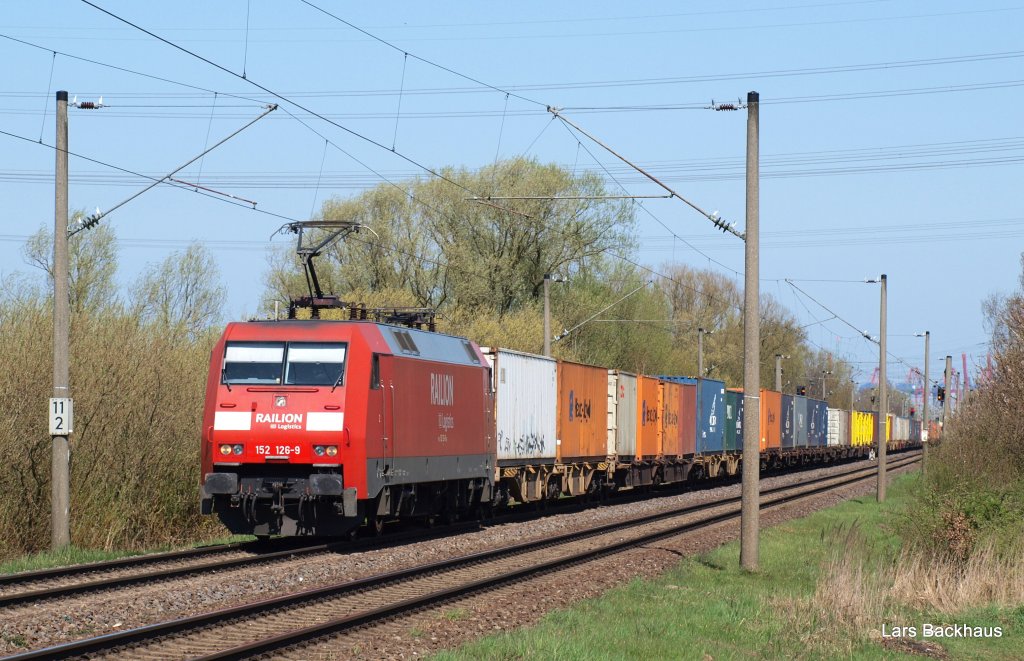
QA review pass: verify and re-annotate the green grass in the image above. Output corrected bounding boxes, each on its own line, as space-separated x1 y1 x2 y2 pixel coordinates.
0 534 254 575
436 474 1019 660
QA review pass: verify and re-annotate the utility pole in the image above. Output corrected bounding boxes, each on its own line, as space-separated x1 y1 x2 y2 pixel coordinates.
542 274 565 357
774 354 785 391
740 91 760 572
876 274 888 503
698 328 713 377
543 274 552 357
917 331 930 474
52 90 71 549
943 356 952 424
850 379 856 410
821 370 832 401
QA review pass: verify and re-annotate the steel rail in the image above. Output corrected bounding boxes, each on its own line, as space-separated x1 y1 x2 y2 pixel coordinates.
7 452 920 661
0 448 899 607
202 454 923 661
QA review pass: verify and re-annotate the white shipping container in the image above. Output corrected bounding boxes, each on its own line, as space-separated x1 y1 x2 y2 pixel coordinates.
483 348 557 462
893 416 910 442
608 371 637 458
827 408 849 447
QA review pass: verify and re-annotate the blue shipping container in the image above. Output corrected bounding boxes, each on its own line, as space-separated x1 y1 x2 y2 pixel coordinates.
807 398 828 447
794 395 809 447
781 394 795 448
733 390 745 451
657 376 725 454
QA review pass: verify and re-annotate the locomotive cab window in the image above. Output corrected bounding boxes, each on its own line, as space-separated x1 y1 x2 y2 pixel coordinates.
285 343 347 386
222 342 285 384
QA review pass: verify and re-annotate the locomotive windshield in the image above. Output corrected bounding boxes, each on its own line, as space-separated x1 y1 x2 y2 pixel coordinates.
221 341 347 386
222 342 285 384
285 342 346 386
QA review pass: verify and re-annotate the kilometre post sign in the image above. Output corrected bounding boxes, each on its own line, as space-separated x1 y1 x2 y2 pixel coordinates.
49 398 73 435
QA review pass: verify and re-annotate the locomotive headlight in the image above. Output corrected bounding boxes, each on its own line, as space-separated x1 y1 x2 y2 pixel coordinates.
314 445 325 456
219 444 231 455
326 446 338 456
232 444 244 455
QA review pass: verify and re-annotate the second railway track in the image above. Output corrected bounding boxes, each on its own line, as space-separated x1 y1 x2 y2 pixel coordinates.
7 452 920 661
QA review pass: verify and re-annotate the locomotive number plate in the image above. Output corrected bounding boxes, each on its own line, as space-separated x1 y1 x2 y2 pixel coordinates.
255 445 301 456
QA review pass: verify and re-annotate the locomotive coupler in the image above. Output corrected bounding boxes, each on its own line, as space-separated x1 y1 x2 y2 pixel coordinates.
270 482 285 514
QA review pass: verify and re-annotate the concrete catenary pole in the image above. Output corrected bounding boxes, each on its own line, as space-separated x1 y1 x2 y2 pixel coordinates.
943 355 952 425
740 91 760 571
52 90 71 549
921 331 930 474
543 274 552 357
774 354 783 392
698 328 705 377
877 274 888 503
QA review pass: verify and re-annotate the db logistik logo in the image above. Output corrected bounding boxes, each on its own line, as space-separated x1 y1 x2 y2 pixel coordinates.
568 390 592 422
641 400 658 426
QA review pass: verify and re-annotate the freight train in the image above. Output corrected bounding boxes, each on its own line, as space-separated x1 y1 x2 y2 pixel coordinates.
200 319 921 537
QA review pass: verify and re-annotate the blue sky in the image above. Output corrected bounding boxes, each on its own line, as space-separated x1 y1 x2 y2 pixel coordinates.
1 1 1019 389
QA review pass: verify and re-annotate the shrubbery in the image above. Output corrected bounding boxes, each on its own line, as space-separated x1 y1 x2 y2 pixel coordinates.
905 256 1024 558
0 298 223 557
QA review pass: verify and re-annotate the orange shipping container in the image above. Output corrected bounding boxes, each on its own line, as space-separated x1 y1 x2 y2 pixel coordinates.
680 382 697 456
636 376 662 459
557 361 610 462
661 381 683 459
760 389 782 450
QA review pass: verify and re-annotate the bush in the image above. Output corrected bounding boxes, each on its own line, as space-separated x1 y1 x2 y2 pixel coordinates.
0 298 221 558
907 254 1024 557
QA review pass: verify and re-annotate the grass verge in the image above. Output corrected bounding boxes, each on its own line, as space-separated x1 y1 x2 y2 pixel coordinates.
435 473 1020 660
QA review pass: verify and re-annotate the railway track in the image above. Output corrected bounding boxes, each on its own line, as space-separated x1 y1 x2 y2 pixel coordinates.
8 452 920 660
0 538 325 608
0 450 899 609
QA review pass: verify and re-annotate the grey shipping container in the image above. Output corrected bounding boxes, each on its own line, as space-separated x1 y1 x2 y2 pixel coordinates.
483 347 557 463
781 394 795 448
608 371 637 458
794 395 809 447
827 408 849 447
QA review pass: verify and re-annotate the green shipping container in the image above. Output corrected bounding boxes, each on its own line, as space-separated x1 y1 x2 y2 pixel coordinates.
724 389 740 452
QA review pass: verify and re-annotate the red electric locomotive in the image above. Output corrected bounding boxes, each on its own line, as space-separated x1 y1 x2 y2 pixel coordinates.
200 319 494 537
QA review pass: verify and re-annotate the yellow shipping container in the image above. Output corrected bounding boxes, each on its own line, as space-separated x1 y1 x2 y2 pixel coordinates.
851 411 875 447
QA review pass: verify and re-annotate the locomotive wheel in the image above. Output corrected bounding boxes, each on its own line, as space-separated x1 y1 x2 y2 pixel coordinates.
371 514 386 536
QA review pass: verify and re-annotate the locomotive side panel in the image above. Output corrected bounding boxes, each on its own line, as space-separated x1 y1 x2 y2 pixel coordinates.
365 354 492 500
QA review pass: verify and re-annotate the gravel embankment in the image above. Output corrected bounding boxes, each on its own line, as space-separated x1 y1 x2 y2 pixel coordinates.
0 455 913 655
297 460 919 661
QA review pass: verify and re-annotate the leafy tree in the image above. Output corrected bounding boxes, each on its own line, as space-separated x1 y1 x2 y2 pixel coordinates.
132 243 224 339
264 158 635 318
23 214 118 313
